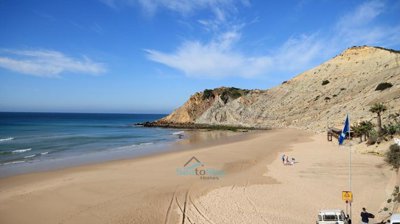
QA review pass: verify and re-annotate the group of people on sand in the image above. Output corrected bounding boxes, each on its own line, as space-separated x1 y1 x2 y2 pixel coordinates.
343 207 375 224
281 154 296 165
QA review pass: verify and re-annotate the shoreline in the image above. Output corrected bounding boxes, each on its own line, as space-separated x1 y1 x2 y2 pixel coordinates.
0 129 255 178
0 129 393 224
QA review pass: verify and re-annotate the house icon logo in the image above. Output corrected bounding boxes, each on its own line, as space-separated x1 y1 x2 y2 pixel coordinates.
176 156 224 180
184 156 202 167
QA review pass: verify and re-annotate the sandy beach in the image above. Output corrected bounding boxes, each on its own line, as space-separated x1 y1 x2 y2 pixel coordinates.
0 129 394 224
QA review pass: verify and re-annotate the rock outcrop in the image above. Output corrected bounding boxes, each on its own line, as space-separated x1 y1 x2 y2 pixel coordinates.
151 46 400 132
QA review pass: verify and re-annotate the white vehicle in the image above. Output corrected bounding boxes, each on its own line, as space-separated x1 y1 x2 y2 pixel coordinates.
316 209 348 224
390 213 400 224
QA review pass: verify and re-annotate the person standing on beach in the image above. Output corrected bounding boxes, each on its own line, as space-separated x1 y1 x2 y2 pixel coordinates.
361 207 373 224
281 154 285 164
346 214 351 224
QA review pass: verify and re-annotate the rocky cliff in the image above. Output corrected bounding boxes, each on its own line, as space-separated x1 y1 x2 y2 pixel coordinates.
152 46 400 132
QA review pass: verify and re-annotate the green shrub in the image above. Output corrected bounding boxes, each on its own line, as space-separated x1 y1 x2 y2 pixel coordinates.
389 113 400 129
359 121 374 132
375 82 393 91
220 88 246 103
353 121 375 142
385 144 400 171
202 89 214 100
229 89 242 99
384 123 400 136
322 80 330 85
220 91 230 103
374 46 400 53
367 129 378 145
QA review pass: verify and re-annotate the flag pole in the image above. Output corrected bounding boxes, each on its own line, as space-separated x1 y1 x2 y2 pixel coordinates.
339 114 352 222
348 114 352 222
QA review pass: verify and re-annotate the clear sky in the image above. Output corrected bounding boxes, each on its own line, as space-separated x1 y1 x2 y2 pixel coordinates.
0 0 399 113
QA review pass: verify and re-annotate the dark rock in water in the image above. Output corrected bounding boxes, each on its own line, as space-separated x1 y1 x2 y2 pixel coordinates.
138 120 264 131
141 121 197 128
135 121 156 127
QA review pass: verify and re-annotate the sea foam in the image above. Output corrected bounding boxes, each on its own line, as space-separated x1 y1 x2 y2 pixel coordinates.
0 137 14 142
172 131 184 135
24 154 36 159
12 148 32 153
3 160 25 165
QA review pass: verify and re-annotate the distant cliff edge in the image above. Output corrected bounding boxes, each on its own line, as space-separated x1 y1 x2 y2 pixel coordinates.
145 46 400 132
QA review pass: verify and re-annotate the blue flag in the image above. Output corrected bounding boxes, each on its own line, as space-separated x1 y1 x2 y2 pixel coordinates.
339 115 350 145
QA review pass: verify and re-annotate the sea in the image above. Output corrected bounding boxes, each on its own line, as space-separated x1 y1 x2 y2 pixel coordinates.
0 112 181 177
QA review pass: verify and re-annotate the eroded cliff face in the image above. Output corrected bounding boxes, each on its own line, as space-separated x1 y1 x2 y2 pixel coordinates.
156 46 400 132
158 92 213 124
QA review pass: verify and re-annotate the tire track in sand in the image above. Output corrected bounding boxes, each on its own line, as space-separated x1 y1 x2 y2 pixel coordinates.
188 195 216 224
243 179 269 224
164 189 177 224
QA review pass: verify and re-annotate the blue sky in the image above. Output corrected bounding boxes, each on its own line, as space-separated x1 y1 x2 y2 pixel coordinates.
0 0 399 113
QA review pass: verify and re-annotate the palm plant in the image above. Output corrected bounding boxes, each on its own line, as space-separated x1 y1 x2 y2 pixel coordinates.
353 121 374 142
369 103 387 135
360 120 374 140
351 123 363 142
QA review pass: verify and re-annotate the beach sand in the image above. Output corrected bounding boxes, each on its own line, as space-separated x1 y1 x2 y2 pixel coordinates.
184 133 394 224
0 129 393 224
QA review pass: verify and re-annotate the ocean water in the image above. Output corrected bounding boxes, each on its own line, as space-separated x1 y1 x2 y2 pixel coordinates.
0 112 180 174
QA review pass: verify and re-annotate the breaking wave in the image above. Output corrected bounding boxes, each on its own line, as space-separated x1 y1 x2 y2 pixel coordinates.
12 148 32 153
0 137 14 142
